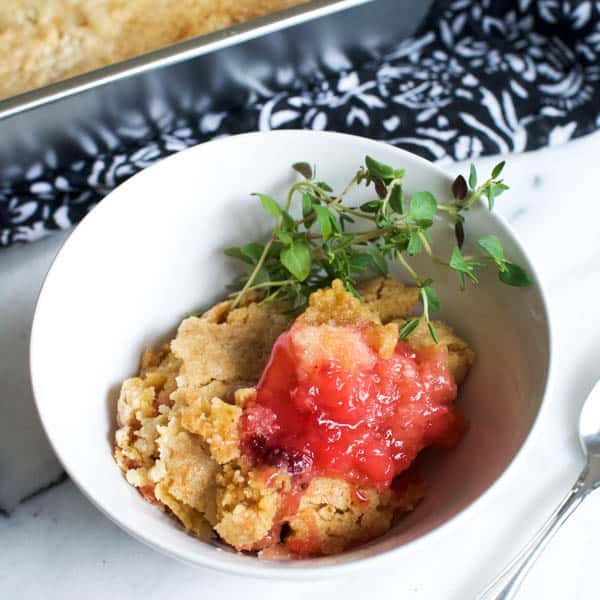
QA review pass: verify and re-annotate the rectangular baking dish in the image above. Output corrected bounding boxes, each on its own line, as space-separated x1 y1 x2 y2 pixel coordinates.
0 0 432 184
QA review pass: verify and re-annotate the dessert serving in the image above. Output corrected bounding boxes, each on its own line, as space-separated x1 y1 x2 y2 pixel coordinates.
114 156 530 558
0 0 308 99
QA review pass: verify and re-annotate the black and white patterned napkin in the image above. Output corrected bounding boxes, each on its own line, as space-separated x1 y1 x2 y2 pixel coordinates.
1 0 599 247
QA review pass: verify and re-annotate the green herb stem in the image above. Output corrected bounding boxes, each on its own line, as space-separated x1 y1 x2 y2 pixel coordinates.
420 287 431 322
226 157 529 341
230 238 274 308
395 251 421 286
436 204 458 214
333 173 362 206
417 230 433 256
335 205 378 222
228 279 296 297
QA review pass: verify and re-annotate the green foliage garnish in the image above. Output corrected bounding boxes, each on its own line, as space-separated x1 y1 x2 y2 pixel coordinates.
499 262 532 287
409 192 437 225
281 241 311 282
449 247 483 289
225 157 531 341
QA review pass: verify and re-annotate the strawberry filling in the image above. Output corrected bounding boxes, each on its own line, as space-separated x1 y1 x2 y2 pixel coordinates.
241 322 466 491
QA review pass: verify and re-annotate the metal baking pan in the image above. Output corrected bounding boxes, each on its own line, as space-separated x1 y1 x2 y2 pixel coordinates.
0 0 432 183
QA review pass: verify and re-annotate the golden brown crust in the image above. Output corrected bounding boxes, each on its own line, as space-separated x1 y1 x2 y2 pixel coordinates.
154 480 214 538
357 276 421 322
299 279 379 327
284 478 393 556
113 349 216 537
283 477 426 556
362 321 401 359
215 464 290 551
155 413 219 522
181 397 242 465
0 1 308 99
404 319 475 385
114 277 474 555
298 279 400 360
171 301 292 391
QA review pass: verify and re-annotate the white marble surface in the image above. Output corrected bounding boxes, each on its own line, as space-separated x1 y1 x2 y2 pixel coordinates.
2 131 600 599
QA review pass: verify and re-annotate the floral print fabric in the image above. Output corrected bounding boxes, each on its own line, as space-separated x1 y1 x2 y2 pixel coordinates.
1 0 599 246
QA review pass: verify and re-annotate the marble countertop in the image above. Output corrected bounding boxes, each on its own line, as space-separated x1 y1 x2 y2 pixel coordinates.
2 131 600 599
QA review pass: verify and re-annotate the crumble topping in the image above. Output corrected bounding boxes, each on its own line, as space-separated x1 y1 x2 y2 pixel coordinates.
0 1 309 99
114 277 475 556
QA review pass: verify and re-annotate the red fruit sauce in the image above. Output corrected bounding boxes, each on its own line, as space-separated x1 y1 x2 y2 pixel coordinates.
240 322 466 491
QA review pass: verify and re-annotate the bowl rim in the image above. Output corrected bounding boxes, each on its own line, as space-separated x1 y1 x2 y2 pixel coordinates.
30 129 554 579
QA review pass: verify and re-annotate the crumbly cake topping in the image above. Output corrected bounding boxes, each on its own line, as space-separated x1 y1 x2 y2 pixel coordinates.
114 277 475 556
0 1 309 99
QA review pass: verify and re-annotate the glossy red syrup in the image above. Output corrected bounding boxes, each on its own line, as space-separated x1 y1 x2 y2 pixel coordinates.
241 322 465 491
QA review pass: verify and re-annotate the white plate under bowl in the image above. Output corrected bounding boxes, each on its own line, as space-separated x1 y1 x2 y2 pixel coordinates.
30 130 551 579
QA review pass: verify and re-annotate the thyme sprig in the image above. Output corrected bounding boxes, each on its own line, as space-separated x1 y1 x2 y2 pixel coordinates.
225 157 531 341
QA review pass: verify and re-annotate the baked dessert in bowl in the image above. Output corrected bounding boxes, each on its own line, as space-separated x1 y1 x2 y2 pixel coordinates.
114 277 474 557
30 131 550 576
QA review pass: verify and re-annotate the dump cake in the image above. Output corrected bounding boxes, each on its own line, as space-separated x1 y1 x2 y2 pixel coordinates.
112 153 532 557
0 0 308 99
114 278 474 556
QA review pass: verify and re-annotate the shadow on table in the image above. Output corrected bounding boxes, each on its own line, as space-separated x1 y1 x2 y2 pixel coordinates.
0 232 69 513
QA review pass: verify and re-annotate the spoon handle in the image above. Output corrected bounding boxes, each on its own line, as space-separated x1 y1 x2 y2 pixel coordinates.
477 470 590 600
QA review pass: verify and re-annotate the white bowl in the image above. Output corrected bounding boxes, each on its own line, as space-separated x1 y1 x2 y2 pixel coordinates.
30 131 551 578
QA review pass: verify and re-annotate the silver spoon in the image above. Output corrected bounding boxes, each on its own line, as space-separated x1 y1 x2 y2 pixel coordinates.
478 379 600 600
